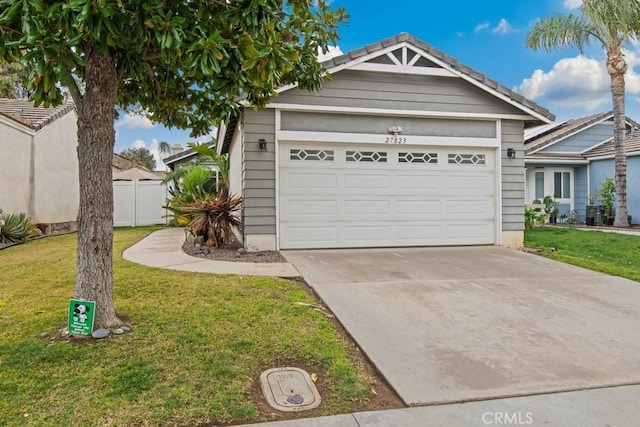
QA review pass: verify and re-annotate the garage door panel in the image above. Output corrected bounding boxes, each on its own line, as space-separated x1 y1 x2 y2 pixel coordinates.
286 200 338 217
286 226 338 244
344 225 392 242
279 142 497 249
344 200 391 216
283 172 337 190
343 173 391 190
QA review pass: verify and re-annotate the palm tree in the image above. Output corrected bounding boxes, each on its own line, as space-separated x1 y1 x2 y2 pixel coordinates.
526 0 640 227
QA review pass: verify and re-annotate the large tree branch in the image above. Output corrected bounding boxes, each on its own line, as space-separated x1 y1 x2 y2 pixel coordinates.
64 67 83 105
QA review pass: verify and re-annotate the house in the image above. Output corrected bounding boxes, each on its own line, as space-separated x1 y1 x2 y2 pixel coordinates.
0 99 79 231
0 98 167 232
524 112 640 224
216 33 555 251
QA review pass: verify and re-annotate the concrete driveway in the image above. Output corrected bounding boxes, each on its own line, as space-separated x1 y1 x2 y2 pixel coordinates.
282 246 640 406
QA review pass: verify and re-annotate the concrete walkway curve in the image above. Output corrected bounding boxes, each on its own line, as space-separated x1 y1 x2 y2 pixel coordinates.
123 227 300 277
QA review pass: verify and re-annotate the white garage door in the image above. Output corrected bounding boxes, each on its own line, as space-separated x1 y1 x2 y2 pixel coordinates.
279 143 496 249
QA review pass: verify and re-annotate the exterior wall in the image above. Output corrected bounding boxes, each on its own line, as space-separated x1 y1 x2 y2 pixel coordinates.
501 120 526 233
0 121 32 216
590 157 639 223
242 109 276 250
544 123 613 153
228 120 243 197
574 166 588 222
276 70 525 116
280 112 497 138
32 111 79 223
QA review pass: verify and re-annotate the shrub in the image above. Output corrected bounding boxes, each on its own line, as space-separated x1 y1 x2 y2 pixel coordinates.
182 187 242 247
0 212 40 244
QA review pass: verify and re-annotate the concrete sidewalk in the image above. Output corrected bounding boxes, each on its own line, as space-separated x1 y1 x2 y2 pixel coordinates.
122 227 299 277
242 384 640 426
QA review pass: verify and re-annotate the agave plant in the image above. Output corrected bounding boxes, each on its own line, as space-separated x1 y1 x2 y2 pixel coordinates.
0 212 40 244
182 187 242 247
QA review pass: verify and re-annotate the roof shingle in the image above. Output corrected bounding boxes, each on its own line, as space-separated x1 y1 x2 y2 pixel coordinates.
0 99 75 131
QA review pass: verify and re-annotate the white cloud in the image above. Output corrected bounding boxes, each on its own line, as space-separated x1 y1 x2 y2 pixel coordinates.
517 47 640 110
116 112 156 130
474 22 490 33
564 0 582 9
317 45 343 62
493 19 512 35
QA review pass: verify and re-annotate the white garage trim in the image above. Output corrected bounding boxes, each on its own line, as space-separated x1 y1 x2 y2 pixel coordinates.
277 141 498 249
278 130 499 148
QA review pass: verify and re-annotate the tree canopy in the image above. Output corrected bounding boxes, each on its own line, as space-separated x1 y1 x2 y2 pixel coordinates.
120 146 156 170
0 0 347 329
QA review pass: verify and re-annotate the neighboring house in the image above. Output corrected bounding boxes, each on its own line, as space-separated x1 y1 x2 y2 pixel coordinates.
216 33 555 251
524 112 640 224
0 98 79 231
162 142 220 186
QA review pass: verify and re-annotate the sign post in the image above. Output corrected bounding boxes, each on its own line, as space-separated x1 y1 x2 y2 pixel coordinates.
68 299 96 336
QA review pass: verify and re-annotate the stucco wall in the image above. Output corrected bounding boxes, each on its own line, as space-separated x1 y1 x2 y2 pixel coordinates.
0 120 32 215
590 157 639 224
32 111 79 223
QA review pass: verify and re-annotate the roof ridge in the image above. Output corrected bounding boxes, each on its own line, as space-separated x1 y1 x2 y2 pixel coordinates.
319 32 554 123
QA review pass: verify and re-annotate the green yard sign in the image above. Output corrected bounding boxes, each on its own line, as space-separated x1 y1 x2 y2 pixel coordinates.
68 299 96 336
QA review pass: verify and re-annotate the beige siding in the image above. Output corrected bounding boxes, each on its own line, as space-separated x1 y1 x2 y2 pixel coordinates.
242 109 276 235
32 111 79 223
0 122 32 216
501 120 525 232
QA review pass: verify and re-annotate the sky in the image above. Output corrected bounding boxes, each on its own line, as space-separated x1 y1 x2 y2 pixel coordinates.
114 0 640 169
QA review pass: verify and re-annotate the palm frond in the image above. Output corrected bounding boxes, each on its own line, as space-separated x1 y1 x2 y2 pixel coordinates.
526 13 596 52
582 0 640 47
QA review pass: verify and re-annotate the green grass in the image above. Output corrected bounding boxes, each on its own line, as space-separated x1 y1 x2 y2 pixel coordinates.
524 227 640 282
0 227 376 426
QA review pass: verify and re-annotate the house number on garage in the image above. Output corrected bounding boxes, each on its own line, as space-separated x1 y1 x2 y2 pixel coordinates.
384 137 407 144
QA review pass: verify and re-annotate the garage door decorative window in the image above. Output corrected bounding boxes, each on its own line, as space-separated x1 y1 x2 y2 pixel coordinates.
398 152 438 164
290 149 334 161
448 153 486 165
346 151 387 162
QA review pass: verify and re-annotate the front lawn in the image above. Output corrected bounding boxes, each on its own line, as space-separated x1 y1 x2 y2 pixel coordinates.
524 227 640 282
0 228 386 426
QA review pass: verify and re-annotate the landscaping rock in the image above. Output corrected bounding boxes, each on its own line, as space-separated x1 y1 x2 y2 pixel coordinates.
91 328 109 339
237 247 247 255
113 328 124 335
121 326 131 333
39 332 49 338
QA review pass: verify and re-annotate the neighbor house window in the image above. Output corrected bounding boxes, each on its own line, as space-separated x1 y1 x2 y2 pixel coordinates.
535 172 544 199
554 172 571 199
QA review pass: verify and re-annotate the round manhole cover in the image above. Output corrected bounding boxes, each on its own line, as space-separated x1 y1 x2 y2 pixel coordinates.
286 394 304 405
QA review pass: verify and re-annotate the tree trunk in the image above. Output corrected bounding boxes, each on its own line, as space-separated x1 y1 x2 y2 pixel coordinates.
74 47 121 329
607 46 629 228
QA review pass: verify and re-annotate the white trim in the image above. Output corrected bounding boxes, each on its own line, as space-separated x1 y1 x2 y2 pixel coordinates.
266 102 535 122
215 122 227 155
0 114 35 136
350 62 457 77
495 119 503 245
579 137 613 155
587 150 640 161
274 109 282 251
386 52 401 65
277 40 551 124
528 116 614 155
525 158 589 165
277 130 500 148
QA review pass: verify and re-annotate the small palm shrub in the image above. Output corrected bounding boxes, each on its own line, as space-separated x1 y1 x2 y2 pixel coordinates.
182 187 242 247
0 212 41 244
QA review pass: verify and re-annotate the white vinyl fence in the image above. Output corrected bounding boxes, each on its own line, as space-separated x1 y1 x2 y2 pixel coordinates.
113 180 168 227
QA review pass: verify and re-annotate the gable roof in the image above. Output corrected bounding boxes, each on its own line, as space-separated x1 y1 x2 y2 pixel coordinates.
525 112 640 155
289 32 555 125
583 133 640 158
0 99 75 131
163 141 217 167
